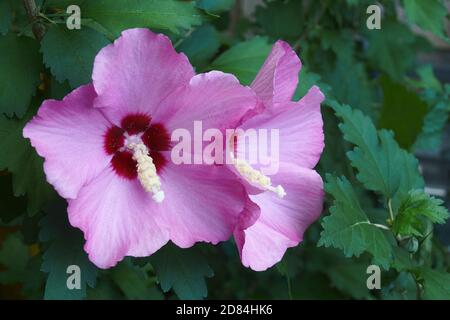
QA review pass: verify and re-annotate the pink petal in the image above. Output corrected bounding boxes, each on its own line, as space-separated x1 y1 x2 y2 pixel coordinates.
238 86 324 170
155 71 257 132
250 40 301 111
158 161 247 247
67 166 169 269
92 28 195 125
234 165 324 271
23 85 112 199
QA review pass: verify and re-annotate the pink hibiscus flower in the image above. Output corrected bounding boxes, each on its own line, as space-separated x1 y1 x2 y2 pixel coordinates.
23 28 257 268
230 41 325 271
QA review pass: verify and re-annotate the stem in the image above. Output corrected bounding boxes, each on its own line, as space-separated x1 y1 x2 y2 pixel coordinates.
38 12 56 25
23 0 45 40
227 0 241 37
286 274 293 300
387 198 394 224
351 221 390 231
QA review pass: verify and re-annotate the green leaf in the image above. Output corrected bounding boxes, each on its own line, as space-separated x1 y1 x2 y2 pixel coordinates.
409 65 443 93
321 29 355 63
366 20 417 81
211 36 271 85
110 259 163 300
0 233 29 284
392 246 417 272
318 175 392 269
327 262 372 299
378 75 428 149
0 174 26 223
178 24 220 69
0 0 13 35
414 100 449 150
0 33 41 117
403 0 448 40
82 0 202 37
196 0 235 13
325 56 373 116
41 25 110 88
0 114 56 215
39 201 98 300
381 271 417 300
293 67 332 102
255 0 304 39
421 269 450 299
393 190 449 237
87 277 124 300
330 101 424 200
150 243 213 299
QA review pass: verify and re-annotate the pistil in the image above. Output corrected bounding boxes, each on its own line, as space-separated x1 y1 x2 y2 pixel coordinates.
126 139 164 203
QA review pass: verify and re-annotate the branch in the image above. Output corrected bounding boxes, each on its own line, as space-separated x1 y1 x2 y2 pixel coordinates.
23 0 45 40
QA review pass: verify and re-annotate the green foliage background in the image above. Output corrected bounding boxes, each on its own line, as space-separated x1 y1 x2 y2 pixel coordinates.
1 0 450 300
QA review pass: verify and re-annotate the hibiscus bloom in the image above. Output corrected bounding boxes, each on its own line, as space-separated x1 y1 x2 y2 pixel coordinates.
23 28 257 268
230 41 325 271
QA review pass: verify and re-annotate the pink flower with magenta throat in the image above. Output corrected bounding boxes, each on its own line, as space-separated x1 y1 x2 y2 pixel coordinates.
230 41 325 271
23 28 257 268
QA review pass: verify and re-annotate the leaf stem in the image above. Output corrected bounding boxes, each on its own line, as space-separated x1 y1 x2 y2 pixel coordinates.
387 198 394 224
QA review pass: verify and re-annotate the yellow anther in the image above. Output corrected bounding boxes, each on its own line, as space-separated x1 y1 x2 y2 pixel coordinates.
127 142 165 203
231 153 286 198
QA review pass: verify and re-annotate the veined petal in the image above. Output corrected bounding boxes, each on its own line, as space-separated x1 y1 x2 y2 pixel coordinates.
250 40 301 111
234 164 324 271
68 166 169 269
155 71 257 132
92 28 195 125
23 85 111 199
237 86 324 170
158 162 247 247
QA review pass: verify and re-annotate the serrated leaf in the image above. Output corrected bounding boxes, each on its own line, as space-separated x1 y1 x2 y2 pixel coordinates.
41 25 110 88
403 0 448 40
330 101 424 201
379 75 428 149
110 259 163 300
409 65 443 93
178 24 220 69
421 269 450 299
0 233 29 284
150 243 213 299
366 20 417 81
318 175 392 269
0 114 56 215
393 190 449 237
39 201 98 300
414 100 449 151
0 33 41 117
82 0 202 37
211 36 271 85
325 56 373 117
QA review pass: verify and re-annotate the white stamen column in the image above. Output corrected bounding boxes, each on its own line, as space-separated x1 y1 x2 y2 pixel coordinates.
127 141 165 203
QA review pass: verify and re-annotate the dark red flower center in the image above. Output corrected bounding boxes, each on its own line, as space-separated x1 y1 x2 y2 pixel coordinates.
103 113 171 179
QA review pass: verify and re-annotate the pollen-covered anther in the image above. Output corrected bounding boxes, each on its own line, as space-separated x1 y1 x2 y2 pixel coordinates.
127 141 165 203
232 157 286 198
